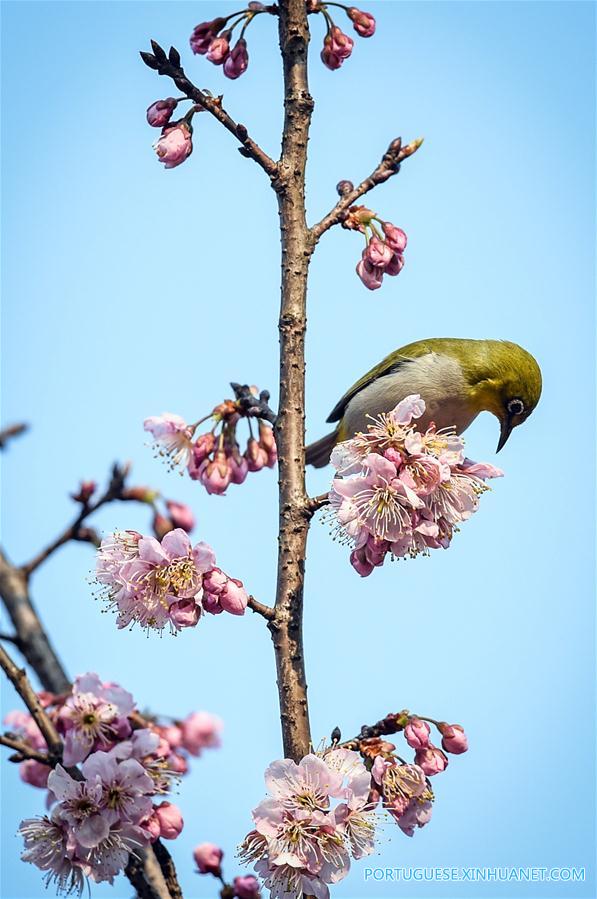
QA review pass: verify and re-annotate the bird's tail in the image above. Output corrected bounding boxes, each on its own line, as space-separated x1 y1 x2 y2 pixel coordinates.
305 427 339 468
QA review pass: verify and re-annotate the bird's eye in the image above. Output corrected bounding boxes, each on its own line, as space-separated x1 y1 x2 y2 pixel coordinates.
507 398 525 416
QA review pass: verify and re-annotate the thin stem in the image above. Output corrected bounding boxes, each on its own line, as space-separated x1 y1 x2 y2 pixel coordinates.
0 733 51 764
247 595 276 619
305 493 330 516
0 644 63 758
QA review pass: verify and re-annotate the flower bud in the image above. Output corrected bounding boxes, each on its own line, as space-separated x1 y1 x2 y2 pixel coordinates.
202 567 228 595
336 179 354 195
169 598 201 629
143 811 162 843
71 480 97 504
365 236 393 268
329 26 354 59
224 38 249 80
122 485 158 502
155 801 184 840
165 500 195 533
182 711 222 755
154 122 193 169
350 546 374 577
382 222 408 253
347 7 376 37
219 578 249 616
153 512 174 540
404 718 431 750
160 724 183 749
188 433 217 479
233 875 261 899
193 842 223 875
207 32 231 64
19 759 50 788
439 723 468 754
199 451 231 495
356 257 384 290
385 253 405 276
146 98 178 128
229 453 249 484
245 438 268 472
321 39 342 71
414 743 448 776
190 18 227 55
202 592 223 615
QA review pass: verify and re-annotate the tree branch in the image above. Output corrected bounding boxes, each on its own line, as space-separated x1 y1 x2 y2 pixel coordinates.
0 643 63 759
0 422 28 450
141 43 278 179
310 136 424 240
305 493 329 517
247 596 275 620
0 732 51 764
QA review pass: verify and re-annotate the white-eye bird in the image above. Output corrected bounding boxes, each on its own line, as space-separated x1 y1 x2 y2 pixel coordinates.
306 337 542 467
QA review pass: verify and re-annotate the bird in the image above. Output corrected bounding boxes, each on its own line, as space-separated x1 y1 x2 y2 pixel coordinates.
306 337 542 467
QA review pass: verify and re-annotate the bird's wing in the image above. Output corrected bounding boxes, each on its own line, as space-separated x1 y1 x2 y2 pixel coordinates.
326 353 419 423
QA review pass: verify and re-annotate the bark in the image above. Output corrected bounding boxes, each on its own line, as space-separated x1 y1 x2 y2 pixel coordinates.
270 0 315 763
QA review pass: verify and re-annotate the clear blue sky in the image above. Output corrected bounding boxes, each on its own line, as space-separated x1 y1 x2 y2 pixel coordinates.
1 2 595 898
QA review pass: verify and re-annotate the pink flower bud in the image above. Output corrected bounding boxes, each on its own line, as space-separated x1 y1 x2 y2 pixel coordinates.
161 725 183 749
193 842 223 875
143 811 162 843
258 421 276 452
347 7 376 37
155 801 184 840
146 98 178 128
169 598 201 629
385 253 405 276
404 718 431 750
439 723 468 754
356 257 384 290
202 567 228 595
321 40 342 71
154 122 193 169
199 451 231 495
245 438 268 472
365 236 393 268
202 592 223 615
382 222 408 253
190 18 227 55
19 759 49 788
165 500 195 533
229 453 249 485
233 875 261 899
219 578 248 616
182 711 222 756
168 751 188 775
350 546 374 577
153 512 174 540
364 537 389 567
414 743 448 776
207 32 231 64
188 433 217 479
329 25 354 59
224 38 249 80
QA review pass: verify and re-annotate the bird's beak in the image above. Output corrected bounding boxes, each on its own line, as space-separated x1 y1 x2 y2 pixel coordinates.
496 416 513 453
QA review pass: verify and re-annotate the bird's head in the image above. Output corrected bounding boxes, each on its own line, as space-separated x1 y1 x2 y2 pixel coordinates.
465 341 542 452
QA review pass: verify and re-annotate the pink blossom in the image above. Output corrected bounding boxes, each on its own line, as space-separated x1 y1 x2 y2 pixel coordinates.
385 253 405 276
439 723 468 754
404 718 431 750
397 798 433 837
154 122 193 169
193 842 223 875
364 236 393 268
181 711 222 756
382 222 408 253
4 709 46 750
234 874 261 899
169 598 201 628
152 512 174 540
356 257 384 290
165 500 195 533
154 801 184 839
350 546 374 577
81 751 154 826
188 432 217 478
144 413 194 470
57 673 134 766
20 813 87 896
220 578 249 615
245 438 269 472
199 450 231 494
347 7 376 37
414 744 449 776
190 18 227 55
146 98 178 127
207 32 231 64
229 453 250 484
19 759 50 788
224 39 249 79
47 764 108 848
329 26 354 59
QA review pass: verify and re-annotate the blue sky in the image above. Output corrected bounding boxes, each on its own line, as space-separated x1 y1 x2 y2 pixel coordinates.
1 2 595 898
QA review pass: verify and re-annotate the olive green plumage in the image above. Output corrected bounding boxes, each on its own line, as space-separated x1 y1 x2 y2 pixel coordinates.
306 337 542 467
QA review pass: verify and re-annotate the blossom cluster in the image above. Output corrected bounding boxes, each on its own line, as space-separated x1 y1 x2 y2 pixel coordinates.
239 749 377 899
94 527 249 635
327 394 503 576
239 715 468 898
342 205 407 291
144 396 276 496
6 674 221 894
189 2 375 82
194 843 262 898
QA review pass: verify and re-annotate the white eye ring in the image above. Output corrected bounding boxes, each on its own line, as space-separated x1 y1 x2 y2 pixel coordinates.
508 398 525 416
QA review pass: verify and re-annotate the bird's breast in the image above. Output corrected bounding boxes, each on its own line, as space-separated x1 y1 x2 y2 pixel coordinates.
342 353 479 437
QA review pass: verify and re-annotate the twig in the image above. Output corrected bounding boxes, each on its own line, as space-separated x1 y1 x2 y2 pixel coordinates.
0 423 28 450
21 462 131 577
231 383 278 425
0 733 51 764
0 644 63 759
310 136 424 239
247 596 275 620
305 493 329 516
140 42 278 179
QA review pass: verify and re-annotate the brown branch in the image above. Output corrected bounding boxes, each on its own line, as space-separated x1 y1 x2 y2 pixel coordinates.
310 136 424 240
0 733 51 764
141 42 278 179
269 0 315 763
247 596 275 620
305 493 329 517
0 422 28 450
0 643 63 758
21 462 131 577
